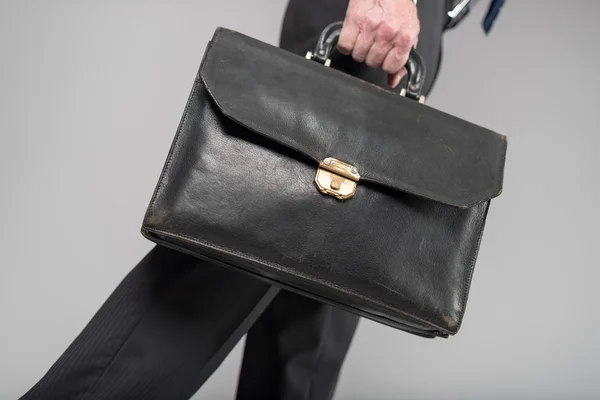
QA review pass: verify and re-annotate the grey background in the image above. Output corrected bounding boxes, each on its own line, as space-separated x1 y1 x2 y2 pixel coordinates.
1 0 599 399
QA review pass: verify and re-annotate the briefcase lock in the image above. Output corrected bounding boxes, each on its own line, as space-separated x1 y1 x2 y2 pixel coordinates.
314 157 360 200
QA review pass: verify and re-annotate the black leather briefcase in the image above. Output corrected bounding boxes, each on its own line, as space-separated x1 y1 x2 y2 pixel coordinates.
141 23 507 338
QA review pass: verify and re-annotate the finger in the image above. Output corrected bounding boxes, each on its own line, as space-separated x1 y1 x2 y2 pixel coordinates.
391 29 417 65
365 24 396 68
337 21 359 55
351 12 380 63
388 67 407 89
382 46 408 75
352 29 375 63
365 41 392 68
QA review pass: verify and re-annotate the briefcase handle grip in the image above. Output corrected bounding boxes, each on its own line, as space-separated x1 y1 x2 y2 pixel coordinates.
306 21 426 102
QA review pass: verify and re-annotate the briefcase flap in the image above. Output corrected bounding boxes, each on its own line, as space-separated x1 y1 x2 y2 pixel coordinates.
199 28 507 208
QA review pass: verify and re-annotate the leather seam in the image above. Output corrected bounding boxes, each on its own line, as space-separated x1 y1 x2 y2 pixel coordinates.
456 201 490 329
143 30 499 335
199 72 493 209
498 137 507 195
199 35 504 208
143 227 455 334
198 73 319 164
143 70 203 225
142 230 440 337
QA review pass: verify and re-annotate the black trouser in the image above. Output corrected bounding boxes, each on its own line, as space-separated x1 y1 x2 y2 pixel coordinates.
20 246 359 400
20 2 446 399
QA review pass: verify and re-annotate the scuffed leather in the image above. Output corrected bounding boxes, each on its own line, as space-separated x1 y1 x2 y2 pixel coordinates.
142 27 507 338
201 28 506 209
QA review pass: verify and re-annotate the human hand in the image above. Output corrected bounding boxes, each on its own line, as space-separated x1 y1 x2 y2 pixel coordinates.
337 0 420 88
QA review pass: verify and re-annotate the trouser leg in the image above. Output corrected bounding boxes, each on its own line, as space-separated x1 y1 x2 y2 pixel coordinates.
234 4 402 400
20 246 279 400
21 2 448 398
236 290 359 400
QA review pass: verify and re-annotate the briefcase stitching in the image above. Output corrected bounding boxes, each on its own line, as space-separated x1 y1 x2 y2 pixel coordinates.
143 226 471 335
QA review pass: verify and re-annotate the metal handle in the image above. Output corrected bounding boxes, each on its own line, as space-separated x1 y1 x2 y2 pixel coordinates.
305 21 426 103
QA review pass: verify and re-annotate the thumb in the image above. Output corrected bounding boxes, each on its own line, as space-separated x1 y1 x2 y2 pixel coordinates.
388 67 407 89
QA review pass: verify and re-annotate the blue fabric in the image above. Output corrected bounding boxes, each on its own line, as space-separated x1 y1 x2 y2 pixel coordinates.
483 0 505 34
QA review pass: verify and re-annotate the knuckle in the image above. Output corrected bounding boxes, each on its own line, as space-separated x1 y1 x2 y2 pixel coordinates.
337 40 352 53
390 47 403 61
391 48 407 67
382 54 399 74
414 20 421 35
395 31 414 49
365 57 378 68
352 52 365 63
362 14 380 31
382 64 395 74
347 13 361 25
376 22 396 42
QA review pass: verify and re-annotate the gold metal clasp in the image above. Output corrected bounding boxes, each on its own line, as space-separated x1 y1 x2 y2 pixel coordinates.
314 157 360 200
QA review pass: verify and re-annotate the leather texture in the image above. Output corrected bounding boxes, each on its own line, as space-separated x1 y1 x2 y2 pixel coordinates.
142 27 507 338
